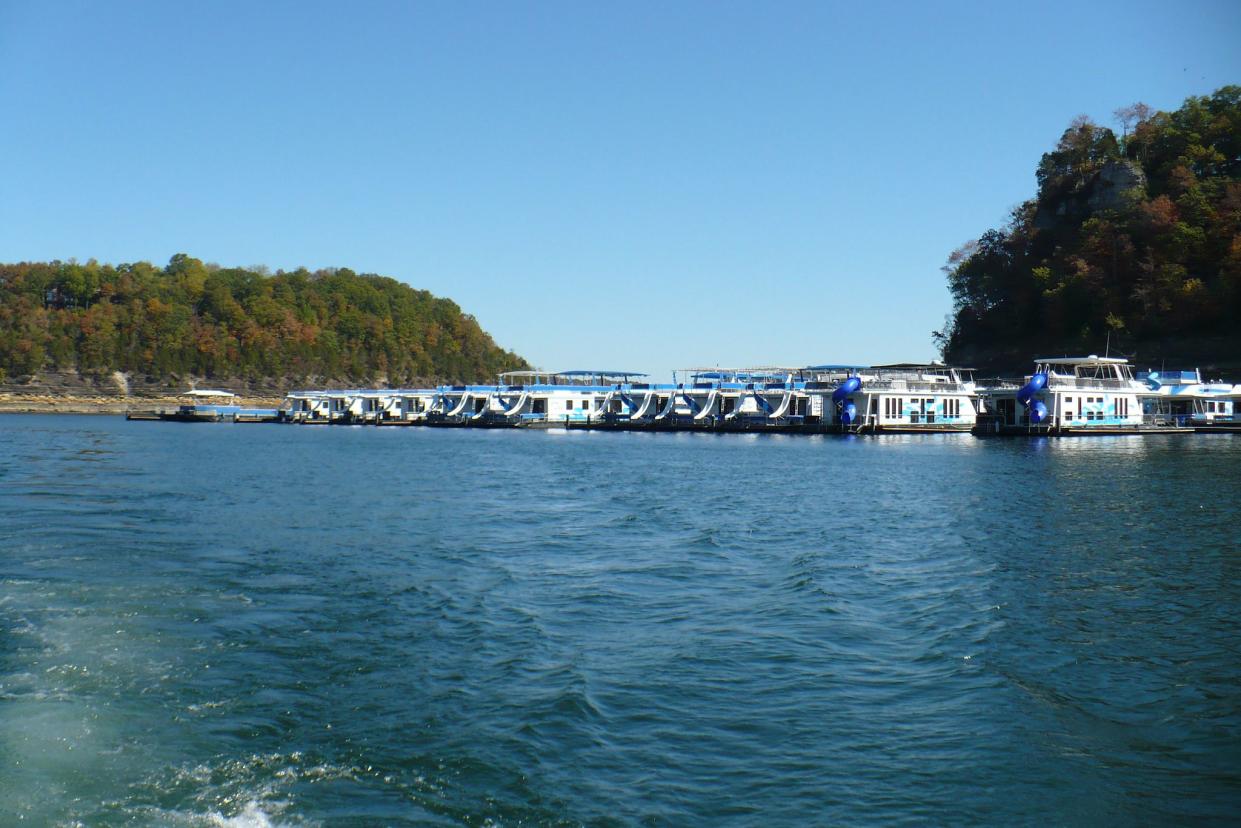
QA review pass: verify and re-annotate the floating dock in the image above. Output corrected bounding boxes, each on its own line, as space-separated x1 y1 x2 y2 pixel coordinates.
130 359 1239 437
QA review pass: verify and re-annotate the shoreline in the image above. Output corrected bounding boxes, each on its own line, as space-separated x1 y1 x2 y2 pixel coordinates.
0 394 285 416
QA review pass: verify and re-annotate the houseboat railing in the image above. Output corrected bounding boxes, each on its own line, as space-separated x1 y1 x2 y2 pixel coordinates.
1045 377 1132 390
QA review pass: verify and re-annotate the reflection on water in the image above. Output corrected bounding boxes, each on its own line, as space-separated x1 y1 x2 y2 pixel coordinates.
1 417 1238 825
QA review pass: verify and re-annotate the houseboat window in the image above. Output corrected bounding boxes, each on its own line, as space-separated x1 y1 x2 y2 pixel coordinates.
565 400 572 411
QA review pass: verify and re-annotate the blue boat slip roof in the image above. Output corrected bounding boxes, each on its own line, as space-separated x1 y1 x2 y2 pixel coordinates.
557 370 648 377
692 371 786 380
803 364 868 371
1036 355 1130 365
869 362 973 371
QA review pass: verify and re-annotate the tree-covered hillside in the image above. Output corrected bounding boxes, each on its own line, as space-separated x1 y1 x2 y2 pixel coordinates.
0 255 528 385
939 86 1241 373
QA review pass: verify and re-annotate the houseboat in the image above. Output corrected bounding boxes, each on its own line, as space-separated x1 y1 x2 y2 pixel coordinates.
515 371 645 428
281 391 330 423
803 363 978 432
1138 369 1238 429
976 356 1190 435
384 390 438 424
160 389 241 422
125 389 279 423
582 368 814 431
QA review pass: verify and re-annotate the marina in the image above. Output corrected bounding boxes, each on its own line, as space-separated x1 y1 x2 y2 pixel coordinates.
127 356 1240 437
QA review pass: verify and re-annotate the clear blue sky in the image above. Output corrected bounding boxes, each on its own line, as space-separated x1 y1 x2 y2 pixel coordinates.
2 1 1238 378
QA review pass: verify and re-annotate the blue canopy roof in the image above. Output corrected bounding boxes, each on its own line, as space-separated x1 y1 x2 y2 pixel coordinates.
693 371 785 380
804 364 868 371
557 370 648 377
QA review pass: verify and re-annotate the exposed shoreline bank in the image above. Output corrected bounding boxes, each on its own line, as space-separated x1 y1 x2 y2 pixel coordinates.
0 393 285 415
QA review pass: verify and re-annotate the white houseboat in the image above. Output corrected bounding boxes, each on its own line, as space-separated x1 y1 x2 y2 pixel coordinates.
1137 369 1238 428
803 363 978 432
977 356 1189 435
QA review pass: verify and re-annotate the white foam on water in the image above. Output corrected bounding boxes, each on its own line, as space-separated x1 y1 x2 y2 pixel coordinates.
116 799 307 828
208 801 285 828
0 581 164 823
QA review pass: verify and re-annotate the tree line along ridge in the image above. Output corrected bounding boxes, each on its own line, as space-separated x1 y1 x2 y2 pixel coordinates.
0 254 529 386
939 85 1241 373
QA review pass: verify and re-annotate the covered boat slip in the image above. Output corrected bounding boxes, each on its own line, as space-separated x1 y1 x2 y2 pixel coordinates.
269 364 986 434
512 367 820 431
282 389 436 424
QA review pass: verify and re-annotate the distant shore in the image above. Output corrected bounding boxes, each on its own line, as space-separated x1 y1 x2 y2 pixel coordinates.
0 393 285 415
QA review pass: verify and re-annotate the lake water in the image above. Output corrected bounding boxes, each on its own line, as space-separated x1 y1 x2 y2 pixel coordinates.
2 415 1239 826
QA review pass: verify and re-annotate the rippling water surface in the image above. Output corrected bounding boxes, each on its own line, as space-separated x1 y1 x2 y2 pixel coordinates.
2 415 1239 825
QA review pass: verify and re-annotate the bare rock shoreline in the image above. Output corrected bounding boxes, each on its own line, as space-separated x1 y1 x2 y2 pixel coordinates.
0 369 415 415
0 392 285 415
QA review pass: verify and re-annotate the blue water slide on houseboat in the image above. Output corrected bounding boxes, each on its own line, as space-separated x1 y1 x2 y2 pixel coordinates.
1016 372 1049 424
832 376 862 425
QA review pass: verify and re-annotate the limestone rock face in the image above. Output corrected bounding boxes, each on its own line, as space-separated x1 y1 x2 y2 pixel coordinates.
1088 160 1147 212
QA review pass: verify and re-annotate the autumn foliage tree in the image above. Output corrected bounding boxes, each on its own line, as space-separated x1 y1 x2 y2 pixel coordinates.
0 256 528 384
938 86 1241 372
